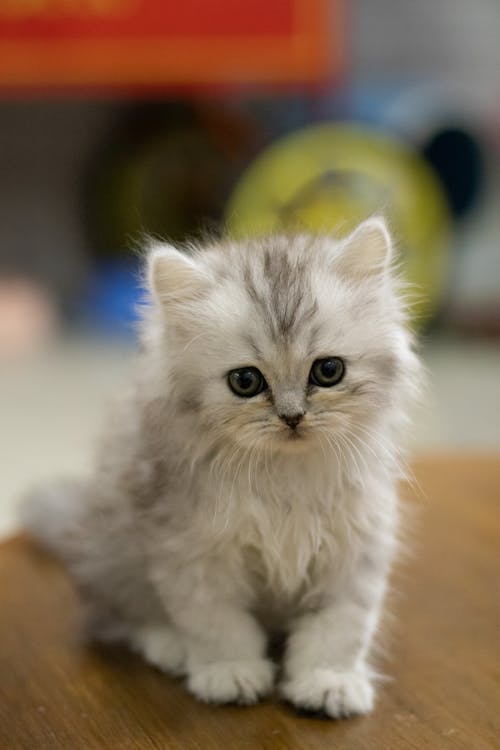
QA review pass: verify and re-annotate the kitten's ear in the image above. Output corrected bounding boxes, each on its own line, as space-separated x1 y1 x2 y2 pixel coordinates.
147 242 210 304
337 217 393 278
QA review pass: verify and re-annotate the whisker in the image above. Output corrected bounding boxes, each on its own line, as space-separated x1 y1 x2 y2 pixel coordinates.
348 423 426 500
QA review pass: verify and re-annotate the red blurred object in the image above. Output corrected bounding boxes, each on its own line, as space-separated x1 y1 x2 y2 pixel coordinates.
0 0 343 93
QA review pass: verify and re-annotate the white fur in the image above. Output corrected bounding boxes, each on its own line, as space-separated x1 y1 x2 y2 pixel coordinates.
23 219 420 716
131 625 185 675
281 669 374 717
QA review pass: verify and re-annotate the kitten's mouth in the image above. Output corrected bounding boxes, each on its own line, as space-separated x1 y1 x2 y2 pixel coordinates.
274 427 310 452
282 426 305 441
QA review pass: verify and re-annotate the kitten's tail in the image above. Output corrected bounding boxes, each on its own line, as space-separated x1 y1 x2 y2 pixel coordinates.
20 478 87 559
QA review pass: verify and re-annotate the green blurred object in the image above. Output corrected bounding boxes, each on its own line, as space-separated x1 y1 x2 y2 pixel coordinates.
225 123 451 325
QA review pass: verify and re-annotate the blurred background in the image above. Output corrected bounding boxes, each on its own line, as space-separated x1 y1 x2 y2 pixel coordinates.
0 0 499 537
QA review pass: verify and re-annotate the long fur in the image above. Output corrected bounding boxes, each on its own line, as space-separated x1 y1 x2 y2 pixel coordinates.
22 219 421 716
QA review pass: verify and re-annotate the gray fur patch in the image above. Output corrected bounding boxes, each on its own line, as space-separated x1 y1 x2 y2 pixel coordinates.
178 391 203 414
371 353 399 381
244 243 316 341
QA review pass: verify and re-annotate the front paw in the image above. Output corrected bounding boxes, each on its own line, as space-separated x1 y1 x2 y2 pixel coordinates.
187 659 275 705
281 669 374 718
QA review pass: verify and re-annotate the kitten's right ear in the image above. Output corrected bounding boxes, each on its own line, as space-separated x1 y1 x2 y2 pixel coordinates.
336 216 393 279
147 243 210 304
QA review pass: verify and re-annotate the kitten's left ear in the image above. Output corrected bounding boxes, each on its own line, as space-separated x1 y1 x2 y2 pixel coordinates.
337 216 393 278
147 242 211 304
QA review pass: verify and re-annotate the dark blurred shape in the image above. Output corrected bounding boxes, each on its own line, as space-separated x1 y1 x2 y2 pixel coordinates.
449 306 500 339
422 127 484 220
83 100 263 255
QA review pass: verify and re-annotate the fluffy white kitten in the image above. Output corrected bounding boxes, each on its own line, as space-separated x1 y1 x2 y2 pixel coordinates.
23 218 420 718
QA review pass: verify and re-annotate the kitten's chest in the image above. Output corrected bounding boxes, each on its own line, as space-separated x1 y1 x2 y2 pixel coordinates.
201 460 352 608
233 487 343 606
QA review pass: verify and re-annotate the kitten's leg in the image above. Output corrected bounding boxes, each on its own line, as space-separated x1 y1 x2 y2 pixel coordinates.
151 559 274 705
281 559 389 718
182 607 275 705
131 624 186 676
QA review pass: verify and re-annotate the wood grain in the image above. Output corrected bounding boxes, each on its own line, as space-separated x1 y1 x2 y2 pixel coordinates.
1 456 499 749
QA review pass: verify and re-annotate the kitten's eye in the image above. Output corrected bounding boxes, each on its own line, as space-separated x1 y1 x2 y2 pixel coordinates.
309 357 345 387
227 367 266 398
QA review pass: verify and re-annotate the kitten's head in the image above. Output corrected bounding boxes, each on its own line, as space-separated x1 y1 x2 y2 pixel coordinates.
145 218 419 463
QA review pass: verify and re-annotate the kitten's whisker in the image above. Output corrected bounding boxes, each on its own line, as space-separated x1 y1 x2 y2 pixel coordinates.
315 429 329 466
180 331 206 354
211 442 242 530
317 428 343 476
247 441 258 494
344 428 393 476
348 423 395 461
340 430 370 477
336 432 366 489
349 424 426 500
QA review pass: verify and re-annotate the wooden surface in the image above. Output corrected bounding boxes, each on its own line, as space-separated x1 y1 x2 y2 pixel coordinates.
1 456 499 750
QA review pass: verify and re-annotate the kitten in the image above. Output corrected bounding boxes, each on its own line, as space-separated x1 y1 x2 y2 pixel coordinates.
22 217 420 718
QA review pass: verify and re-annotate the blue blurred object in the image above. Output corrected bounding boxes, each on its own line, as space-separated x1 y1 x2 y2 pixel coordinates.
80 259 144 338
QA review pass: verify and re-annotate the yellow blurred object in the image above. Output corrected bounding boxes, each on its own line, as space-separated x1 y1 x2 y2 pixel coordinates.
225 123 451 324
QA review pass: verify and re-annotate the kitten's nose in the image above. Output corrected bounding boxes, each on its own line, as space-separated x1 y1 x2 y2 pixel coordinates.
280 412 304 430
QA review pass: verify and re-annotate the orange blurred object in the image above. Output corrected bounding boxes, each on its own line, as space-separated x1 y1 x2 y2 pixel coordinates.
0 0 343 93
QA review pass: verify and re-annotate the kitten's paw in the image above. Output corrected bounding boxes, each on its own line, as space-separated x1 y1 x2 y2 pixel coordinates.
132 625 186 676
281 669 374 718
187 659 275 705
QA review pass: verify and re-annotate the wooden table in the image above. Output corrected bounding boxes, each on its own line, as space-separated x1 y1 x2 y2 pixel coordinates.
1 456 499 750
